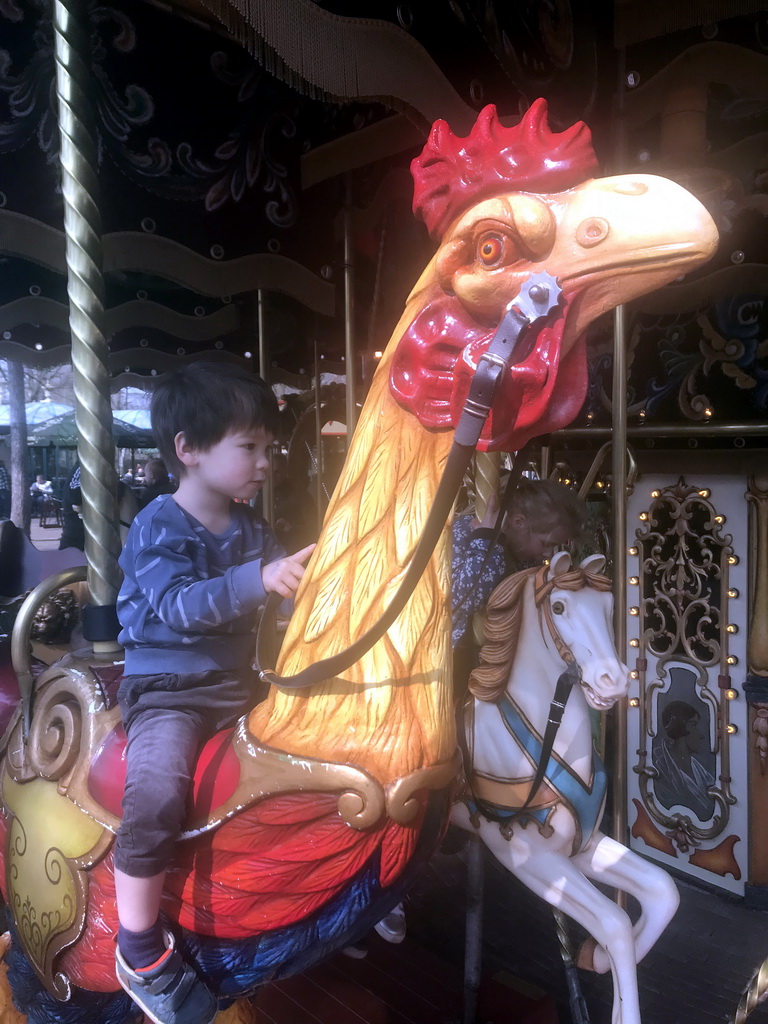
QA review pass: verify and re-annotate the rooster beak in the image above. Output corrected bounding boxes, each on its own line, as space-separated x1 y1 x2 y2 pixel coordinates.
554 173 719 326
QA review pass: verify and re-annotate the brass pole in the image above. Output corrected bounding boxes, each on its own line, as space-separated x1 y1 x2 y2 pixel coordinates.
257 288 272 524
462 836 484 1024
53 0 121 619
313 336 323 530
612 303 629 849
343 173 357 443
745 475 768 897
550 423 768 440
473 452 499 522
734 958 768 1024
611 48 629 849
472 451 500 645
746 475 768 678
540 443 551 480
553 909 591 1024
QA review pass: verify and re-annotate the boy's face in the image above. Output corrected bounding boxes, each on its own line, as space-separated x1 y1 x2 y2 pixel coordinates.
178 426 273 501
503 513 571 565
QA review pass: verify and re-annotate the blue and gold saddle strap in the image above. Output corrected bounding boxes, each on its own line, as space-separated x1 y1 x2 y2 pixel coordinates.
485 692 607 851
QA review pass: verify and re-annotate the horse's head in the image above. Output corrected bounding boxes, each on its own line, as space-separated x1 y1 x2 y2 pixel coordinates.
541 551 629 711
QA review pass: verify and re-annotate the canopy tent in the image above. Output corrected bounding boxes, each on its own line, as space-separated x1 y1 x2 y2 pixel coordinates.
112 409 151 430
27 411 154 448
0 402 73 427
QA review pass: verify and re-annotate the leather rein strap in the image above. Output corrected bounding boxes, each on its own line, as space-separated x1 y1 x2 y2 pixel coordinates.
256 273 563 690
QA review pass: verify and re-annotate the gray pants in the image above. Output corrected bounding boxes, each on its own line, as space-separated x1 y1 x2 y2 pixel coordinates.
114 670 251 878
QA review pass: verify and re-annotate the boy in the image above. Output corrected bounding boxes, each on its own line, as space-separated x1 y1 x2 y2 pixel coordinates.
114 362 314 1024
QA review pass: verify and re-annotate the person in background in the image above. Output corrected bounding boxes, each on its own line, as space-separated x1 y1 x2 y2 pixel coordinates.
136 457 174 510
59 464 138 551
59 464 85 551
30 473 52 495
452 478 586 655
29 473 52 515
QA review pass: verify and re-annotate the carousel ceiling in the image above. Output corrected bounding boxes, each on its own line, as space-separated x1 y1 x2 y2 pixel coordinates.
0 0 766 423
0 0 615 383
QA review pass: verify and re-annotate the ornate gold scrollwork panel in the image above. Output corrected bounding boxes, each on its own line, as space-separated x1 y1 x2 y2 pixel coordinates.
1 650 119 996
630 478 740 863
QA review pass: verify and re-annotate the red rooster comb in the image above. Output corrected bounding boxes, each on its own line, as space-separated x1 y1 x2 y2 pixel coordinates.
412 98 600 239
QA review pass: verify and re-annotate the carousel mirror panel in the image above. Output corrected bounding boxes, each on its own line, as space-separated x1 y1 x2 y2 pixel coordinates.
626 475 748 894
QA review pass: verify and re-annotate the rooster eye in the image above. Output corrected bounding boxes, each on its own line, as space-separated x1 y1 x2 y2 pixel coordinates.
478 234 505 266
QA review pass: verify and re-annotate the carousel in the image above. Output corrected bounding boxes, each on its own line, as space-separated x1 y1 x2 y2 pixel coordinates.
0 3 767 1023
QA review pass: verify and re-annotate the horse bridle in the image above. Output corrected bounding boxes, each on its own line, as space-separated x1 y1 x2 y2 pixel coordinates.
524 566 585 815
255 272 563 690
535 565 584 673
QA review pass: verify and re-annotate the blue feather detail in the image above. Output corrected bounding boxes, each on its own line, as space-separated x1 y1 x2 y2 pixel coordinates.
183 790 451 998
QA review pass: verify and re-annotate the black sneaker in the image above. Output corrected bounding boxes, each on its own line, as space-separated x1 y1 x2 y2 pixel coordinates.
116 929 217 1024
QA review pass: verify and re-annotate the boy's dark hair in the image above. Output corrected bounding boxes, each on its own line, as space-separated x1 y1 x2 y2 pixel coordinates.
151 362 280 478
508 478 586 538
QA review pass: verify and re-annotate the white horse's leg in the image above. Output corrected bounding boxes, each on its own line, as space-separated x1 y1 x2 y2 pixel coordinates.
572 832 679 972
451 806 641 1024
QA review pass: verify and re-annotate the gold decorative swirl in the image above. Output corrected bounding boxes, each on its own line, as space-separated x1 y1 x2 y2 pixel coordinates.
27 683 81 782
385 751 462 825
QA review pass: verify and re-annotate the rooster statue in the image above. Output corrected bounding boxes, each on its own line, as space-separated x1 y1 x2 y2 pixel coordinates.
0 99 717 1023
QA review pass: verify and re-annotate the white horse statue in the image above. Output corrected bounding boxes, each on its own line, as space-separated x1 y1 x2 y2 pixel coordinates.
452 551 679 1024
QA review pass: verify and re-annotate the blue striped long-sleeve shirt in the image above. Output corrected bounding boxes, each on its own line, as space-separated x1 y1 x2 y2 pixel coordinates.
117 494 284 675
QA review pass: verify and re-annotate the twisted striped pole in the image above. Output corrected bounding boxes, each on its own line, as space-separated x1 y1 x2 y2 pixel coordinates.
734 958 768 1024
53 0 121 614
471 451 500 645
552 909 591 1024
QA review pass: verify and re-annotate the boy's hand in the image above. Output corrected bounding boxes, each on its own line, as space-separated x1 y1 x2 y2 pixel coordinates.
262 544 316 599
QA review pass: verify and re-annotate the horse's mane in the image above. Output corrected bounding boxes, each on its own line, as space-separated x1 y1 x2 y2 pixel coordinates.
468 564 612 702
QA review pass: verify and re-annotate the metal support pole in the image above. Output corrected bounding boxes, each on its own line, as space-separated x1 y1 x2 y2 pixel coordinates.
256 288 273 523
540 443 551 480
472 451 500 645
745 475 768 901
611 46 629 852
53 0 121 623
343 173 357 444
553 909 592 1024
463 835 484 1024
612 303 629 850
313 336 324 528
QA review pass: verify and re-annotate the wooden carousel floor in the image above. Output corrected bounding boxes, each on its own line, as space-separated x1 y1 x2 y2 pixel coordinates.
249 935 557 1024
